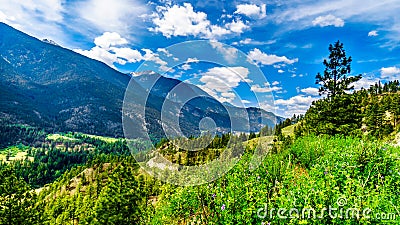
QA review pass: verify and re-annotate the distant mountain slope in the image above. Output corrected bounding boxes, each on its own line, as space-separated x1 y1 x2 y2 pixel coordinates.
0 22 283 141
132 71 285 133
0 22 144 136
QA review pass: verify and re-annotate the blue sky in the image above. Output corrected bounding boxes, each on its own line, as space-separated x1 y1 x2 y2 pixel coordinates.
1 0 400 117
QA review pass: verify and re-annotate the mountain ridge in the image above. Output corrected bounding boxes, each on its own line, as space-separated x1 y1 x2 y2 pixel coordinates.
0 22 283 141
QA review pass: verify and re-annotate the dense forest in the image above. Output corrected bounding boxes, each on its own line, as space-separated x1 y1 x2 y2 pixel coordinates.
1 41 400 224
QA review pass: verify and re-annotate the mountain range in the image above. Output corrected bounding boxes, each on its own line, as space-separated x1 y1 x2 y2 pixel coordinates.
0 22 284 139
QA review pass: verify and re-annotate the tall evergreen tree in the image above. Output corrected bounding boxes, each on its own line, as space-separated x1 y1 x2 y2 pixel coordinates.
0 168 44 225
94 165 146 225
316 40 362 98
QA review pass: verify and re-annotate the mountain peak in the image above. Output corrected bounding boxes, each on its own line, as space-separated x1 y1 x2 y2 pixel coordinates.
42 39 59 46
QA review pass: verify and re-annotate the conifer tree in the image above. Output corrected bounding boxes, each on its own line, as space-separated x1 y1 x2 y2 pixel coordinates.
316 40 362 98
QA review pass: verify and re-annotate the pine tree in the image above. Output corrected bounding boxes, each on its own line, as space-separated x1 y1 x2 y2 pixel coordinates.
0 168 44 225
94 165 146 225
316 40 362 98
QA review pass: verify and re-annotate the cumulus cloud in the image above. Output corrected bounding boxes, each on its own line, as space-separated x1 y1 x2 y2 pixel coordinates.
380 66 400 79
180 64 192 71
149 3 249 39
110 47 143 63
75 32 139 68
180 57 200 71
353 75 379 90
312 14 344 27
275 95 320 117
150 3 210 38
75 46 124 68
301 87 320 96
368 30 378 37
141 49 171 72
199 66 250 103
75 32 168 71
224 19 250 34
157 48 172 57
234 3 267 19
94 32 128 49
248 48 298 66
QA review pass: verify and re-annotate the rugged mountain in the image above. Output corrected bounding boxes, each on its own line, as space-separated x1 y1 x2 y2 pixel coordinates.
0 22 283 140
0 22 143 137
132 71 285 133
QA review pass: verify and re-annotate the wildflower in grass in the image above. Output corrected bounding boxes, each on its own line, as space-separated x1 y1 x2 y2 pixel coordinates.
221 204 226 210
212 193 216 198
324 171 328 175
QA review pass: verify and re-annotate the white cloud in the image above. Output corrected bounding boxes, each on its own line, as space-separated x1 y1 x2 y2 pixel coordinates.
368 30 379 37
142 48 171 72
149 3 249 39
181 64 191 71
75 46 123 68
275 95 320 117
353 75 379 90
75 32 170 71
209 25 231 36
380 66 400 79
150 3 210 38
300 87 320 96
235 3 267 19
251 84 282 93
225 19 250 34
232 38 276 46
272 81 280 86
157 48 173 57
186 57 200 63
210 41 238 64
0 0 66 44
180 57 199 71
238 38 253 45
75 32 142 68
73 0 148 35
270 0 400 47
0 0 64 23
312 14 344 27
94 32 128 49
248 48 298 66
110 47 143 63
199 66 250 103
278 69 285 74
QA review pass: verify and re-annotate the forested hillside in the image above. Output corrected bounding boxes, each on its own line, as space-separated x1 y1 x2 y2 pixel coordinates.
1 36 400 225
